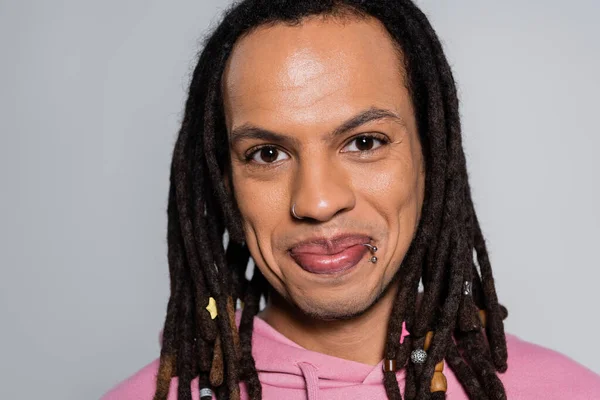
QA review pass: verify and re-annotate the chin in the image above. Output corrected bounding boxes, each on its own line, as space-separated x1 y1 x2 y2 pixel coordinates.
289 287 385 321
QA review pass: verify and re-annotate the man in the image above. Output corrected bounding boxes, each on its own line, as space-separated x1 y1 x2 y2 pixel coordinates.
102 1 600 399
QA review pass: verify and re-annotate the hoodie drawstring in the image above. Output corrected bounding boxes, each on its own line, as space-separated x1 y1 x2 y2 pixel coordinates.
297 362 320 400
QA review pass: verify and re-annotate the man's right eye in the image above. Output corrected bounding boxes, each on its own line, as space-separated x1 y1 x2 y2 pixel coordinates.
246 146 290 164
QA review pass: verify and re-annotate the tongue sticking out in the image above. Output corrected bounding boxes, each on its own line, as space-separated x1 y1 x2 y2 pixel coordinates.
289 235 372 274
290 244 369 274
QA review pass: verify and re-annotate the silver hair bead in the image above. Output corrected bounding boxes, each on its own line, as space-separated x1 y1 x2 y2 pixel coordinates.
199 388 213 398
463 281 472 296
410 349 428 364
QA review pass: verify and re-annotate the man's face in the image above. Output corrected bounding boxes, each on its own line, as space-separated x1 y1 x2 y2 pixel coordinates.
222 16 425 319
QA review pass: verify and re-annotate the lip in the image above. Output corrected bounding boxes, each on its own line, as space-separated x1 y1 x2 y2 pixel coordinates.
289 234 372 275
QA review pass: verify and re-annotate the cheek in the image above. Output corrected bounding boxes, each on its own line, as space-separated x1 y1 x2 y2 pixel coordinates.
230 169 292 289
355 153 421 215
231 169 290 237
359 155 422 280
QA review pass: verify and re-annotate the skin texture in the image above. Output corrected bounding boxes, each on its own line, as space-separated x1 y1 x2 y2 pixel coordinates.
222 16 425 365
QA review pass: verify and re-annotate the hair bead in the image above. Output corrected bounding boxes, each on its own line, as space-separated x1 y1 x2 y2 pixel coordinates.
383 359 397 372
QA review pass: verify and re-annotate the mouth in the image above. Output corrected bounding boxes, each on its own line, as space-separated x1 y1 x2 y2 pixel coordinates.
288 234 373 275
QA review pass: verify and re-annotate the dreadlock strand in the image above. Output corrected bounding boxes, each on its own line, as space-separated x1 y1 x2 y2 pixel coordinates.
154 185 194 400
215 296 242 400
472 210 508 371
198 374 213 400
195 335 212 374
457 188 483 332
239 269 264 399
176 280 196 400
430 392 445 400
404 359 417 400
154 295 179 400
209 334 224 387
456 331 507 399
226 241 251 301
383 370 403 400
445 341 488 400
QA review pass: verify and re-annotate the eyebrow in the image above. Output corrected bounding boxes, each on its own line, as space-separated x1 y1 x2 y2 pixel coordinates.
229 107 406 148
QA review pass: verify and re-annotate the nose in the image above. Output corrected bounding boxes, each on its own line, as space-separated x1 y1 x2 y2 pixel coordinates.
291 159 355 222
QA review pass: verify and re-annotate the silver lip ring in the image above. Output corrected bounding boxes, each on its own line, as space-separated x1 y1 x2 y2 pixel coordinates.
363 243 378 253
291 203 303 220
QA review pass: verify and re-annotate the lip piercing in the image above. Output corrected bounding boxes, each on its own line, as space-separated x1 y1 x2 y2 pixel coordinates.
363 243 378 263
363 244 378 252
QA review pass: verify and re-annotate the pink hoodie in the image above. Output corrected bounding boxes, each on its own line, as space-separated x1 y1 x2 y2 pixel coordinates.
102 314 600 399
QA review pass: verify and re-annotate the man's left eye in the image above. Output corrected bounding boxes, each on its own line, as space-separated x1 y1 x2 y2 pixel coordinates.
342 135 387 152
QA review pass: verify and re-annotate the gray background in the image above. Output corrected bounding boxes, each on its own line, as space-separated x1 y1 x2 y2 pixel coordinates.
1 0 598 399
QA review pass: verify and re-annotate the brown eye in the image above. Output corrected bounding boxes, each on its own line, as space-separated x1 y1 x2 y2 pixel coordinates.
248 146 290 164
342 134 387 153
260 147 278 163
355 136 374 151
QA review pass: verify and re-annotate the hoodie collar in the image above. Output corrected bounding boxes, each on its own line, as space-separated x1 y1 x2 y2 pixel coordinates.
246 312 410 391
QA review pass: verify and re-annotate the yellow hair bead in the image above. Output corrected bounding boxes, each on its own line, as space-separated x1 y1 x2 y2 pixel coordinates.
206 297 218 319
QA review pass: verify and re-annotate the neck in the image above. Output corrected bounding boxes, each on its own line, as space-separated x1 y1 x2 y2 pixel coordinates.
258 283 399 366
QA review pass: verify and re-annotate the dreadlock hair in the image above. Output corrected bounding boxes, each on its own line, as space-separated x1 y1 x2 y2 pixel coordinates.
156 1 509 399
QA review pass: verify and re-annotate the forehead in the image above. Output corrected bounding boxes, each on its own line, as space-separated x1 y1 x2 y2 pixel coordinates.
222 16 410 132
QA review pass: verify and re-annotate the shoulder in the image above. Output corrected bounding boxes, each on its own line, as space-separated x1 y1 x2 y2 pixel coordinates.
101 358 166 400
500 333 600 399
100 359 207 400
